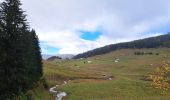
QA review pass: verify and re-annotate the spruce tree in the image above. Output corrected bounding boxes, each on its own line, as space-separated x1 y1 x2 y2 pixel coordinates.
30 29 43 78
0 0 42 99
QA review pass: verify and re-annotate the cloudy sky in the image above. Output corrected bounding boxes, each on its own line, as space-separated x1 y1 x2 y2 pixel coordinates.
2 0 170 54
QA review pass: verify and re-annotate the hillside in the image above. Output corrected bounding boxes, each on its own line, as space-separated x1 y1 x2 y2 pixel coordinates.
47 56 62 61
55 54 75 59
42 54 74 60
44 48 170 100
73 34 170 59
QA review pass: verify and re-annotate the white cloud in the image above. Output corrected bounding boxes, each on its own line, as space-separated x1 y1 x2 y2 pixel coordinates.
5 0 170 54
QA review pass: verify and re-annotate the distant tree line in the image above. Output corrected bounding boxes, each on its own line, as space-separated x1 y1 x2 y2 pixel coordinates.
0 0 42 99
134 51 159 55
47 56 62 61
73 34 170 59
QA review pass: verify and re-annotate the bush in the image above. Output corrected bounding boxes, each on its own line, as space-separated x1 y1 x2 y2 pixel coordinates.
40 78 49 89
14 78 50 100
156 53 159 55
14 92 33 100
150 58 170 92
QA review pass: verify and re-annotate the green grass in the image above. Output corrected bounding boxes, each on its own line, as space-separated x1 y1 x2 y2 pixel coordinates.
43 48 170 100
60 78 168 100
15 82 54 100
30 83 54 100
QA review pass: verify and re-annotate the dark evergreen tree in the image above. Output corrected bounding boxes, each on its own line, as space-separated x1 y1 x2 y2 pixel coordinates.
0 0 42 99
29 29 43 81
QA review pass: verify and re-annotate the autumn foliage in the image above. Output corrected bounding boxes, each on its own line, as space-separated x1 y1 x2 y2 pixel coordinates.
150 57 170 92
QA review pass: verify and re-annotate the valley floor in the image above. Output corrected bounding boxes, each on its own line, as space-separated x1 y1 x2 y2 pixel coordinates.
43 48 170 100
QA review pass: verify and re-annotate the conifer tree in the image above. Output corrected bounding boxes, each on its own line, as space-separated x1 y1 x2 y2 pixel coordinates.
0 0 42 99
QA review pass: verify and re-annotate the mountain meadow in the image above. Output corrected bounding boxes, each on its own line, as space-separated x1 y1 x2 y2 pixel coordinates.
0 0 170 100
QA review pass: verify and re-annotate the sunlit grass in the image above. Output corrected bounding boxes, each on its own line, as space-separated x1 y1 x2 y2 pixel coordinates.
43 48 170 100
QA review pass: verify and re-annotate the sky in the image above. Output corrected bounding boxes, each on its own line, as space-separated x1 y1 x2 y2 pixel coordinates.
1 0 170 55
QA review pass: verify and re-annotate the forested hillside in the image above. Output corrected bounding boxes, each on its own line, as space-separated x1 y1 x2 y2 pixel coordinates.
74 34 170 59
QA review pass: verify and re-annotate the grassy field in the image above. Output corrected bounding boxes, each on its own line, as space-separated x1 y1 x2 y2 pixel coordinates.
43 48 170 100
28 83 54 100
15 81 54 100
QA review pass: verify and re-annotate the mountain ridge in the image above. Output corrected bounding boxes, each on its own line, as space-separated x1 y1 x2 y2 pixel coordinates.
42 54 74 60
73 33 170 59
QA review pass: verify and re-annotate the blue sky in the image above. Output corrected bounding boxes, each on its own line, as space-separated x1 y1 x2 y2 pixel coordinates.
40 42 59 55
148 24 170 34
41 46 59 55
19 0 170 54
80 30 102 41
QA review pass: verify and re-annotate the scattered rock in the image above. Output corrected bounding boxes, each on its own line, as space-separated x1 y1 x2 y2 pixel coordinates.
80 58 84 60
49 82 67 100
114 59 120 63
49 86 58 94
115 60 119 63
87 61 92 63
108 78 112 80
56 92 67 100
64 81 67 84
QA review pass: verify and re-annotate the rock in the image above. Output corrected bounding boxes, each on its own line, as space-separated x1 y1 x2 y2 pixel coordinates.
80 58 84 60
49 86 58 94
64 81 67 84
115 60 119 63
49 81 67 100
56 92 67 100
87 61 92 63
114 58 120 63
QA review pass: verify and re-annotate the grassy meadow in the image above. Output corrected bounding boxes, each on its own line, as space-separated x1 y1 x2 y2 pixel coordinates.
43 48 170 100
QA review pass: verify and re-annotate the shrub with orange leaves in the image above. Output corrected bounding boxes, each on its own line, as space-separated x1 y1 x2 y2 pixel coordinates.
150 58 170 92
